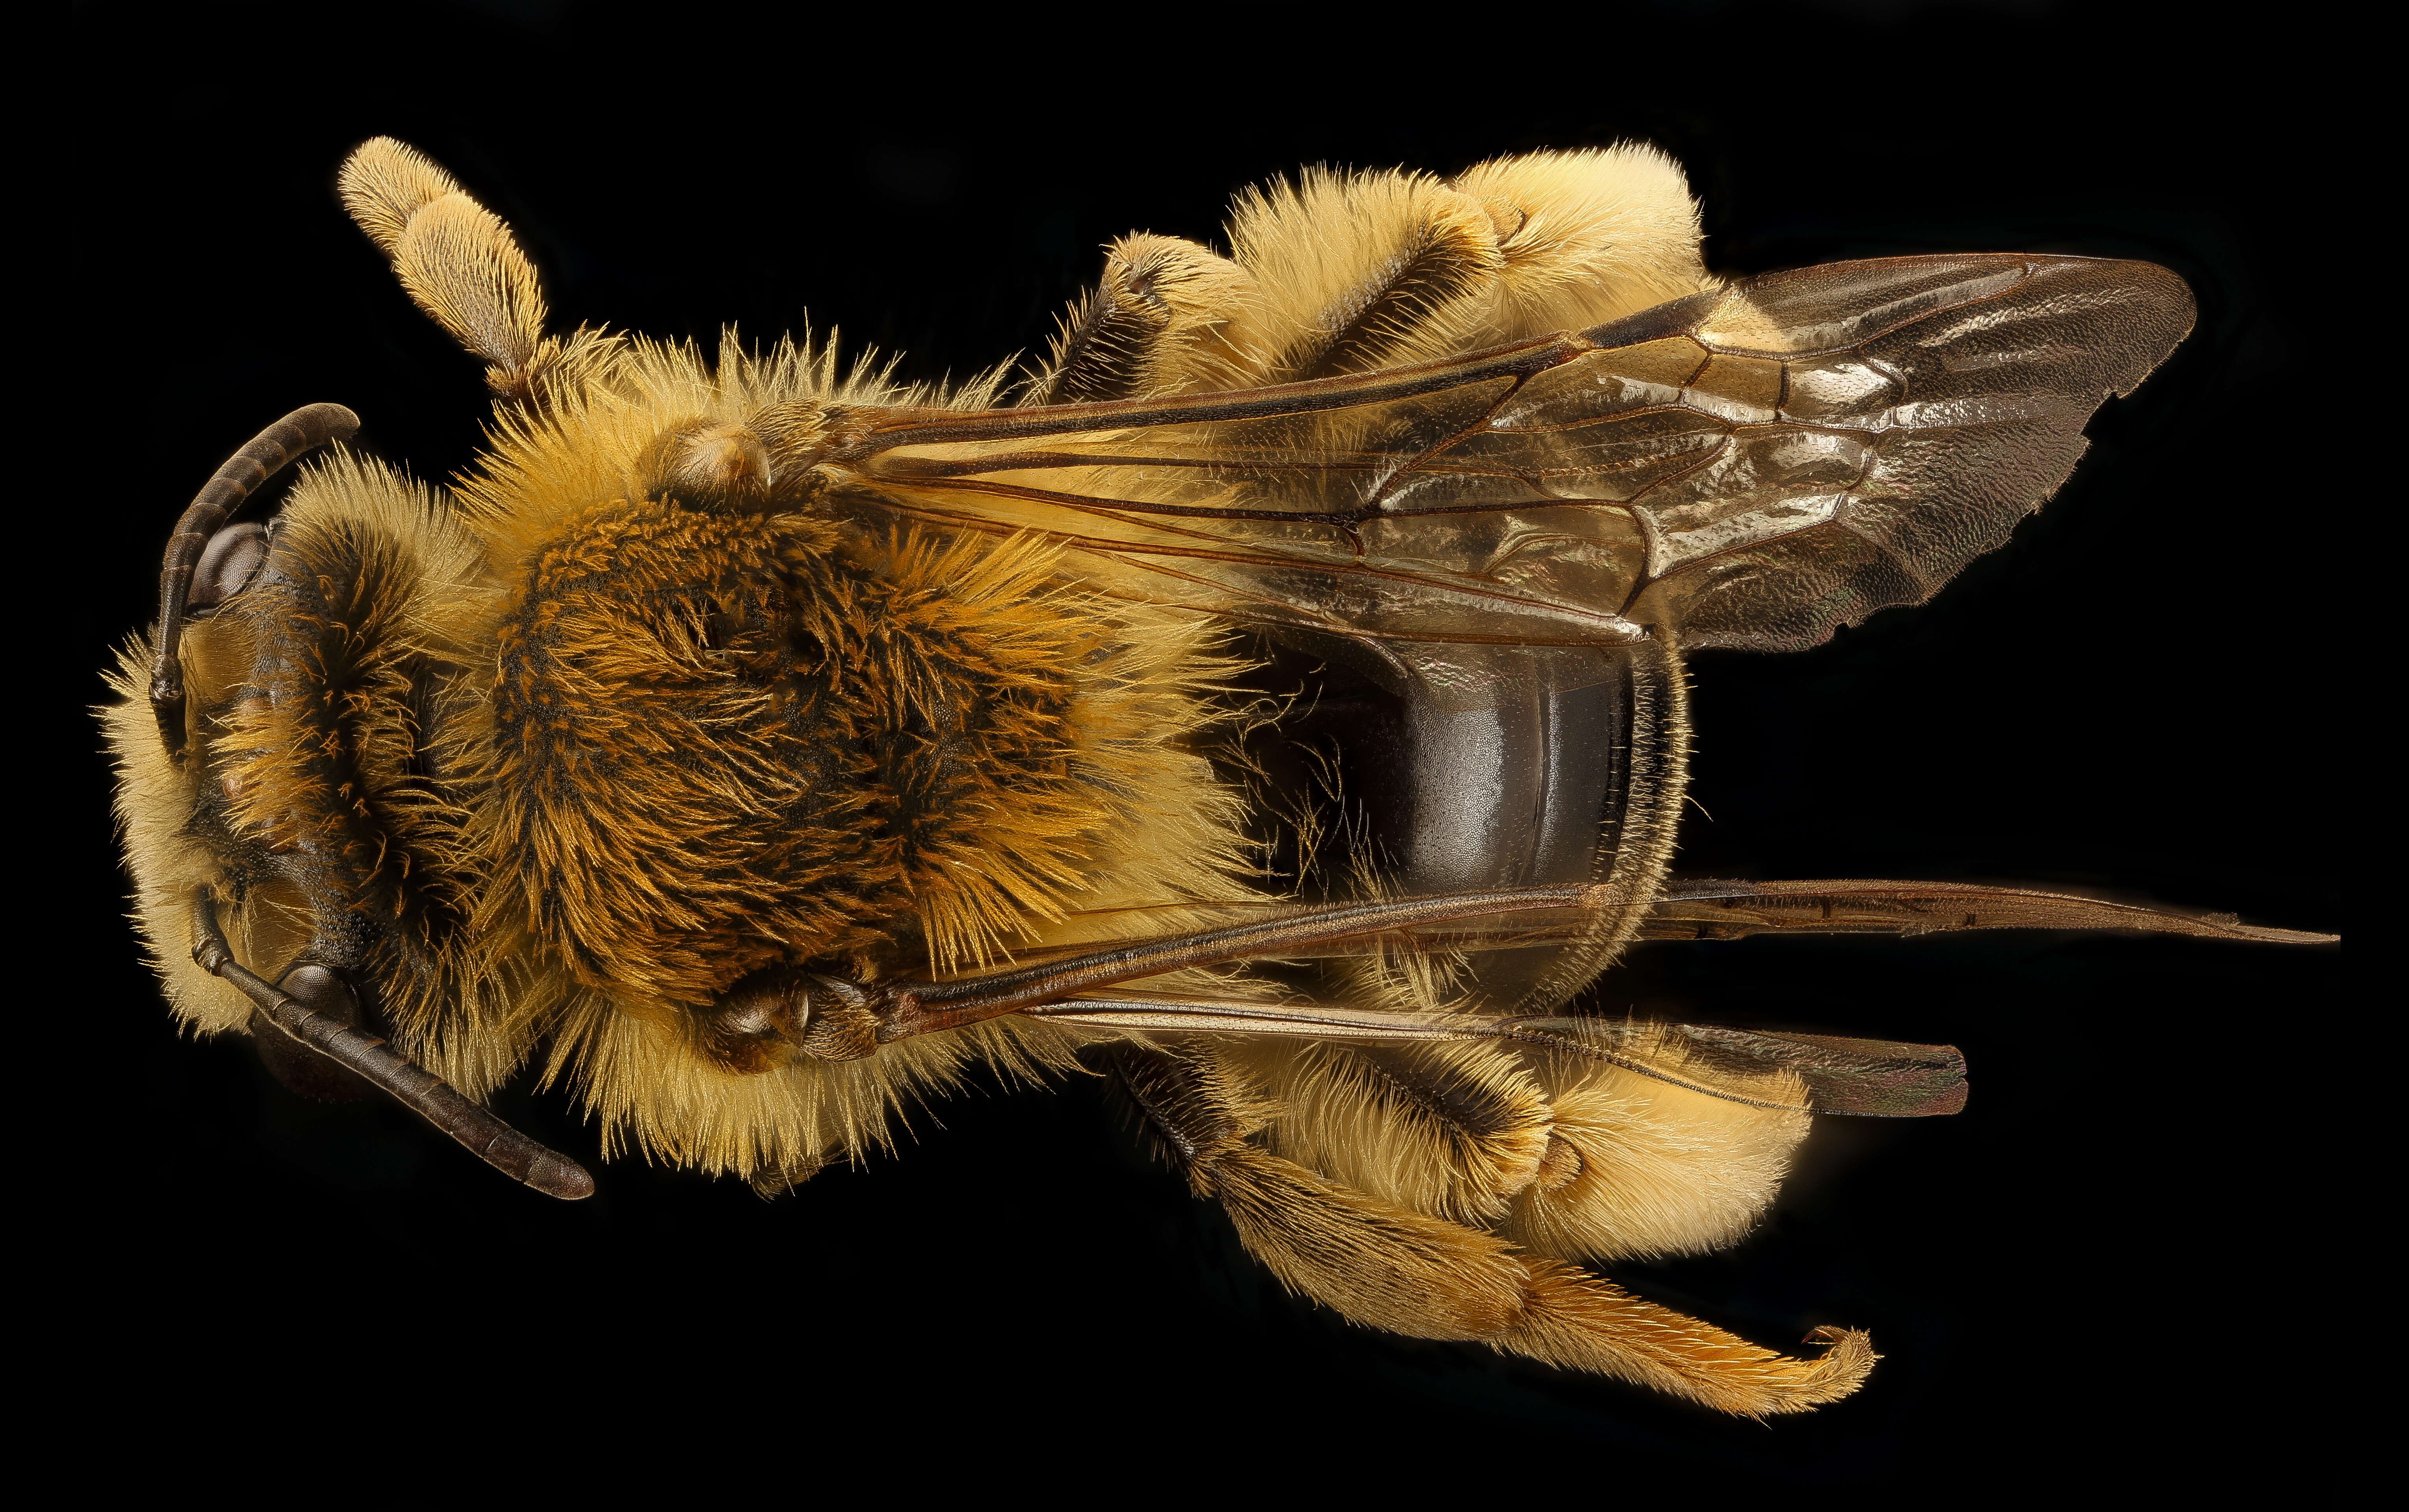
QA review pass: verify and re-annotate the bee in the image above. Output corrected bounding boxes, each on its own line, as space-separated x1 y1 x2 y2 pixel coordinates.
105 137 2332 1416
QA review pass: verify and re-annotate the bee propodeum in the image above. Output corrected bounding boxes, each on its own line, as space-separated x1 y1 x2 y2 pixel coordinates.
107 137 2331 1415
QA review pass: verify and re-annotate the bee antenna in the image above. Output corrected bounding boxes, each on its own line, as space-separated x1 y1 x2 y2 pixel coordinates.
187 895 595 1201
150 404 359 757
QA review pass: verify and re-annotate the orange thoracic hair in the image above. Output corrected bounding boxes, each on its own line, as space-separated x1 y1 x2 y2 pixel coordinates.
477 502 1245 1005
442 339 1260 1164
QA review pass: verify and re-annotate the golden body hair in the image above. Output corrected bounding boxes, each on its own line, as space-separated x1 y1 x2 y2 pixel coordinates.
109 137 2255 1415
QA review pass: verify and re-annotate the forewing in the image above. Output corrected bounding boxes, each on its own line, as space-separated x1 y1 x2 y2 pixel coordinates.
986 875 2331 969
839 254 2191 649
1021 997 1964 1117
1640 878 2335 944
1525 1019 1968 1117
846 341 1657 647
1627 255 2194 649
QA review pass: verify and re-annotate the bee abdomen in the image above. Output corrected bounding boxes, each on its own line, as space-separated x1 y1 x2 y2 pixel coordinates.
1025 235 1260 405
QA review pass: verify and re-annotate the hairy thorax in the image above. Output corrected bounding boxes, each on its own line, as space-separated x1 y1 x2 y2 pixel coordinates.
478 498 1192 1019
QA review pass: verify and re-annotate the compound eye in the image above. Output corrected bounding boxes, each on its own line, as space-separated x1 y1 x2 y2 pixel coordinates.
187 521 269 614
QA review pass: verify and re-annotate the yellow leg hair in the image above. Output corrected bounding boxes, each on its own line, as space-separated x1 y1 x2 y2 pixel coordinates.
1106 1041 1874 1415
1503 1263 1873 1415
1204 1140 1527 1340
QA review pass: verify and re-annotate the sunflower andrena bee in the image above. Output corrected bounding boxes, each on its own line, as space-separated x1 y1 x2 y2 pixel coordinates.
107 137 2333 1415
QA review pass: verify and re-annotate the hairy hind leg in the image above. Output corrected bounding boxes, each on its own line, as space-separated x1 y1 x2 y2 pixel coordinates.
1098 1038 1873 1416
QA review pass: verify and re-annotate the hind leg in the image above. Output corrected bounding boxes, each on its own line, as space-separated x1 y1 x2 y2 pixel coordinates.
1098 1038 1872 1416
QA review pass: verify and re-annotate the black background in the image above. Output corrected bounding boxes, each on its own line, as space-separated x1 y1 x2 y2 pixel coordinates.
63 1 2340 1497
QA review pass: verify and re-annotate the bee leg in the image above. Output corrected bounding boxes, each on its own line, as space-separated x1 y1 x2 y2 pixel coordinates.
1223 1036 1558 1228
1023 235 1260 404
1099 1040 1873 1416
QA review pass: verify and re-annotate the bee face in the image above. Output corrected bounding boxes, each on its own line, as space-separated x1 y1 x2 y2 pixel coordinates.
99 106 2333 1431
